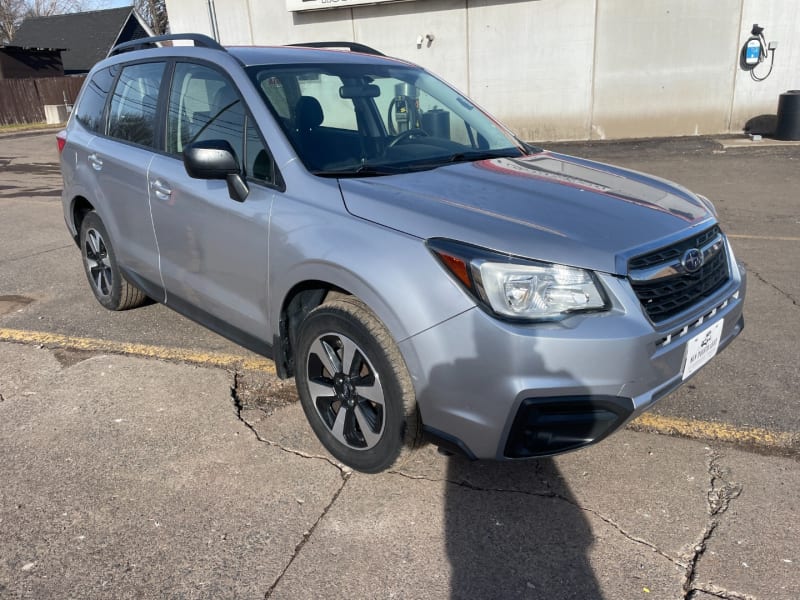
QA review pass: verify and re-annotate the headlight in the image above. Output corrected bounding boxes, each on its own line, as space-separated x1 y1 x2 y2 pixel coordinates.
476 261 607 318
428 239 609 321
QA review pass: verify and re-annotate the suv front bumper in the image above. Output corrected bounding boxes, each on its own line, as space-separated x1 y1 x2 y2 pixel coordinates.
399 259 746 461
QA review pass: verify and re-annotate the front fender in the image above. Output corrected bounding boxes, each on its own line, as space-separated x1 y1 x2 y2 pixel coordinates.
269 208 475 345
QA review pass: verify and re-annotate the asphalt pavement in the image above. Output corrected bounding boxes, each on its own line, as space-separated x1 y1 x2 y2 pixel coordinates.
0 130 798 599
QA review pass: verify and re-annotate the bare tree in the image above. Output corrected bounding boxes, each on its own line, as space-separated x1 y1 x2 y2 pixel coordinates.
0 0 27 43
27 0 84 17
135 0 167 35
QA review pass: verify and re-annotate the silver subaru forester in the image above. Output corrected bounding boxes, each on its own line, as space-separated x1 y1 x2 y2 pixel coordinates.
58 34 745 472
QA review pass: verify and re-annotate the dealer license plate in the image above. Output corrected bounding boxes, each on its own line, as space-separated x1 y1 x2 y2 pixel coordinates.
682 319 724 380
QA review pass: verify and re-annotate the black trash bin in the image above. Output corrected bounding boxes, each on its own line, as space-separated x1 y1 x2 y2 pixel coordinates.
774 90 800 140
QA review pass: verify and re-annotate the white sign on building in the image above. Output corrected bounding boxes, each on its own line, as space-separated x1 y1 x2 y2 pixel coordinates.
286 0 415 12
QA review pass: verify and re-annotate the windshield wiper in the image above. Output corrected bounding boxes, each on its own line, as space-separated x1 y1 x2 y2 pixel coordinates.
409 149 523 170
311 149 530 178
517 140 544 155
447 150 518 163
311 164 404 178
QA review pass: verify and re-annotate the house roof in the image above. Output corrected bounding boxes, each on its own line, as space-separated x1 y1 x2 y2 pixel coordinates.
12 7 153 74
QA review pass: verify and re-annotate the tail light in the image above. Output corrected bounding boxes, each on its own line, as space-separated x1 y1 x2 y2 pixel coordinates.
56 130 67 154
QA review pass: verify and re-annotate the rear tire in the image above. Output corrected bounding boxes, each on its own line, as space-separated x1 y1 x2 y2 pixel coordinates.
295 297 421 473
79 212 146 311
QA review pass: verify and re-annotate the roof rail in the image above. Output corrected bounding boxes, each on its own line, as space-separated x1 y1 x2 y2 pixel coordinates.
108 33 225 57
287 41 384 56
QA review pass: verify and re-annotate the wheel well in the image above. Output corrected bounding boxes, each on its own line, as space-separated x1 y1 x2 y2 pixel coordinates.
71 196 94 243
276 282 349 379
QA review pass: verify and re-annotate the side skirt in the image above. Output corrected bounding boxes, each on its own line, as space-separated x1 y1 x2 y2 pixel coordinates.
120 267 275 362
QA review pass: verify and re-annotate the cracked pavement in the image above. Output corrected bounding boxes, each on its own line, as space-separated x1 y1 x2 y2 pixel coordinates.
243 393 798 600
2 344 797 599
1 132 798 598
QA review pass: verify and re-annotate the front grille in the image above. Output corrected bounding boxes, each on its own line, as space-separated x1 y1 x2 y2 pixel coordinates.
629 226 721 270
629 226 730 323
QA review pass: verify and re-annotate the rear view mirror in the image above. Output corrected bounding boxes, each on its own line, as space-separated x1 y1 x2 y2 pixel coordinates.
183 140 249 202
339 84 380 99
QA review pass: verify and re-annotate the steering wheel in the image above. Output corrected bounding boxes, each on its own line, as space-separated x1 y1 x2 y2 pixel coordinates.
388 128 429 148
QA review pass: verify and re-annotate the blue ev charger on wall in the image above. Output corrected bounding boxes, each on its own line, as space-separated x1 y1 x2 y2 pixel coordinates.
741 24 777 81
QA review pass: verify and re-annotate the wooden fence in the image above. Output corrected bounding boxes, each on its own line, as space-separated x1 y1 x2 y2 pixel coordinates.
0 75 86 126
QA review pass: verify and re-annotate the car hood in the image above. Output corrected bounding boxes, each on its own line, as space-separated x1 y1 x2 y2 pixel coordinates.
338 151 715 275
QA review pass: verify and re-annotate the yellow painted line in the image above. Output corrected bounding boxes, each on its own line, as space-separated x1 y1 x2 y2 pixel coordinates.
629 413 797 449
728 234 800 242
2 328 797 450
0 328 276 374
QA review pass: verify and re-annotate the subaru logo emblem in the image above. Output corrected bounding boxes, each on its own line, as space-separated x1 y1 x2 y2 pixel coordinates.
682 248 704 273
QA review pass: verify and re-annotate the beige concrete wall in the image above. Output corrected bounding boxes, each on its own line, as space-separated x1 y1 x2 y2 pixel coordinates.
730 0 800 132
591 0 740 139
213 0 253 45
166 0 218 38
353 0 469 93
164 0 800 141
468 0 596 141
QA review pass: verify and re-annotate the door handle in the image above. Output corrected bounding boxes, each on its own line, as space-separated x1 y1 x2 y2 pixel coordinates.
150 179 172 201
88 153 103 171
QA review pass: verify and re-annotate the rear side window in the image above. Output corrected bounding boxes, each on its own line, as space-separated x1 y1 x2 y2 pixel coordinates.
108 62 165 148
74 66 117 133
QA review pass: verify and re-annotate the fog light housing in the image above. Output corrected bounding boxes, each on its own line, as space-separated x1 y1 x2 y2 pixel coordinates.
504 396 633 458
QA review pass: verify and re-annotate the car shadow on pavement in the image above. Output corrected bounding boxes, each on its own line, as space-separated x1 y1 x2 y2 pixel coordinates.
443 456 601 599
419 327 603 598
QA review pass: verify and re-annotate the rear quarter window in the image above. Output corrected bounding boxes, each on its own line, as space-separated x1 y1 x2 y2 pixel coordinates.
74 66 117 133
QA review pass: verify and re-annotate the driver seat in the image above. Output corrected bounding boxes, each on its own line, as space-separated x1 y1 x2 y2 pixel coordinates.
294 96 326 169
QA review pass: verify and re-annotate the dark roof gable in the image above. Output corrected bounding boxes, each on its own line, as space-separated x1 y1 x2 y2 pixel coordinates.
13 7 152 74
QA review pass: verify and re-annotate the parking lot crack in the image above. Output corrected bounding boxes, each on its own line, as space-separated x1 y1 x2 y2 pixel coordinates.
228 371 356 597
389 469 682 567
579 504 684 567
689 583 757 599
0 243 72 266
682 449 743 599
749 268 799 308
264 471 351 599
229 371 346 471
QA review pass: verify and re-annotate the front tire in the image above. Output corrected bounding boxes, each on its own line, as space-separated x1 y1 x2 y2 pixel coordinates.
295 297 421 473
79 212 146 311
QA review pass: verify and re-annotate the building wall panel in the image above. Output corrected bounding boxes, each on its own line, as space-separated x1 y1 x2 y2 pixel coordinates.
164 0 800 141
468 0 595 141
591 0 740 139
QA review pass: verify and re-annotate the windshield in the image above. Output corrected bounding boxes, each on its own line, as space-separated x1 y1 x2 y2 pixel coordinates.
246 62 528 176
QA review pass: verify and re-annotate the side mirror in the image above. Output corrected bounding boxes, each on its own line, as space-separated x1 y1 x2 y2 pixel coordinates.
183 140 249 202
